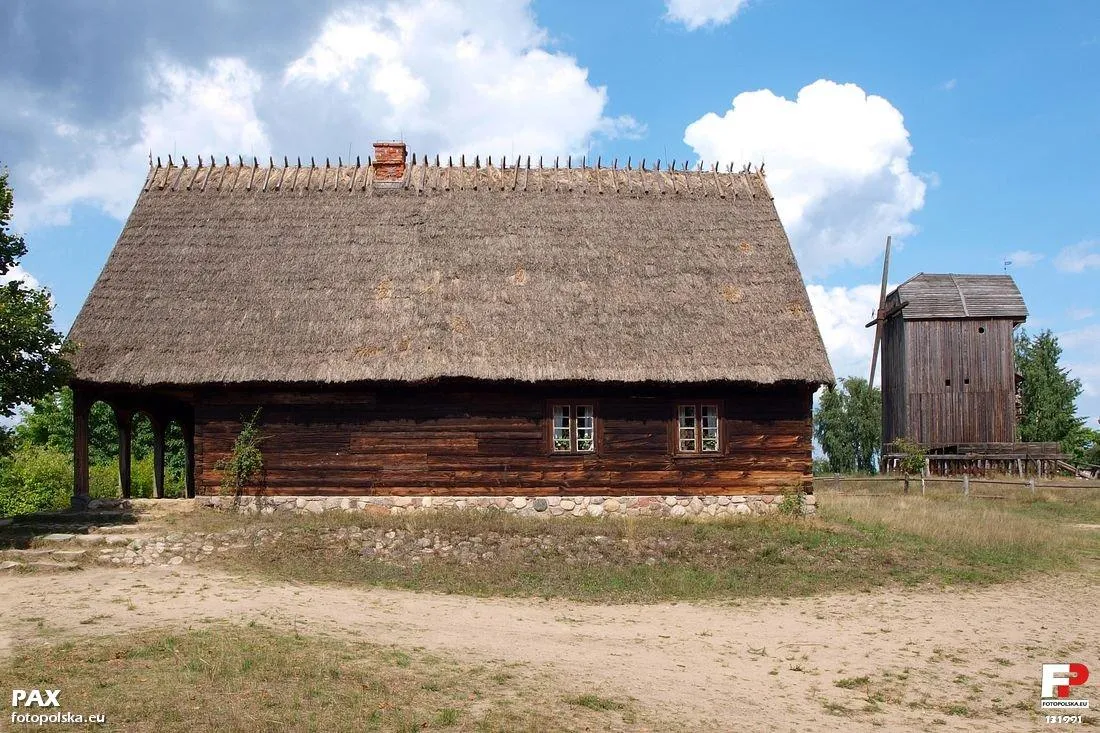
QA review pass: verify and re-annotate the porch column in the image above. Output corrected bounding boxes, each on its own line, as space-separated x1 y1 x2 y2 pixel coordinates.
152 417 166 499
116 408 132 499
182 419 196 499
72 389 91 510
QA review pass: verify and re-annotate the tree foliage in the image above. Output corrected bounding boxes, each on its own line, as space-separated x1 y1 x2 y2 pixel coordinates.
0 170 71 416
1015 329 1083 448
813 377 882 474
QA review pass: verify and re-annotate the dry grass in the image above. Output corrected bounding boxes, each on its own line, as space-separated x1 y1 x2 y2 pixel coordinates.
161 489 1100 602
0 623 645 732
820 493 1085 556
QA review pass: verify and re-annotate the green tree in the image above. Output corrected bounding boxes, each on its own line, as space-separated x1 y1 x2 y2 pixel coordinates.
1015 330 1083 448
814 377 882 474
0 170 71 416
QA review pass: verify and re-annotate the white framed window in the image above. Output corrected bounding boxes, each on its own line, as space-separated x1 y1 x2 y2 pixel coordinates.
677 403 720 454
550 403 596 454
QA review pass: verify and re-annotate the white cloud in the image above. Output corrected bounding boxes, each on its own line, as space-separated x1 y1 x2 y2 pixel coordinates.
1068 307 1095 321
280 0 641 157
664 0 750 29
684 80 926 277
941 78 957 91
1054 240 1100 273
1005 249 1043 268
0 264 41 289
15 58 270 228
806 283 886 383
11 1 638 228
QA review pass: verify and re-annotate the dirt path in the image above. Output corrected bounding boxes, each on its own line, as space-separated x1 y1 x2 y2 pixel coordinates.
1 567 1095 731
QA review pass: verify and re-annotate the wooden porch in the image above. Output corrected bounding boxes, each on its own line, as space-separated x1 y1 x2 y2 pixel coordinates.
881 441 1068 478
70 384 196 509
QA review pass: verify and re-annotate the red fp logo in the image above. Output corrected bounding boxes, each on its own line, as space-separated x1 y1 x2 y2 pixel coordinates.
1042 663 1089 699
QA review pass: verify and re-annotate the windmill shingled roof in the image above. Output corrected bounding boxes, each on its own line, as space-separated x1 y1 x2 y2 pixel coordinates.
887 273 1028 321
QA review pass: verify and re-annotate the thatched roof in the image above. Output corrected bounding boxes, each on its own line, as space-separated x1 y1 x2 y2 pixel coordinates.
67 156 834 387
888 273 1028 322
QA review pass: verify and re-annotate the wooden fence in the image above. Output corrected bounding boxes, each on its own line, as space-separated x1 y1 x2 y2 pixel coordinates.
813 474 1100 498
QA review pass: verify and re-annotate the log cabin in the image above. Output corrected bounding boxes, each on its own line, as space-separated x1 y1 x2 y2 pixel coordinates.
65 142 834 516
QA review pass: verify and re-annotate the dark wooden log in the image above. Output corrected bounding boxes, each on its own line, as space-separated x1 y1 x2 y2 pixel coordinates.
116 408 132 499
190 382 815 497
152 418 166 499
72 389 91 509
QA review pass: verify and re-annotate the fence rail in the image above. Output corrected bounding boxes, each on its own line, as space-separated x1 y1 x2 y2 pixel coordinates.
812 474 1100 498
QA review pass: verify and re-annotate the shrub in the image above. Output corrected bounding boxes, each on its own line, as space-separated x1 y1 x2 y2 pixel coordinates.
89 462 120 499
777 491 805 517
217 409 265 496
0 446 72 516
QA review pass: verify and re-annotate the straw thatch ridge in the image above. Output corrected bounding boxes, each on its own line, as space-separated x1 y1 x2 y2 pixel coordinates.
67 160 834 387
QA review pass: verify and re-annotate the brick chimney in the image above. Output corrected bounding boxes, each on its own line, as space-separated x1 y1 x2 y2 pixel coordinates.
373 141 407 182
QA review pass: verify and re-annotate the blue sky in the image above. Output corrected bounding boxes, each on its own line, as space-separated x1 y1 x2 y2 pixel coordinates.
2 0 1098 424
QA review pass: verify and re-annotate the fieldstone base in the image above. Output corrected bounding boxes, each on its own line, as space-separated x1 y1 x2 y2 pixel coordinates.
195 493 815 518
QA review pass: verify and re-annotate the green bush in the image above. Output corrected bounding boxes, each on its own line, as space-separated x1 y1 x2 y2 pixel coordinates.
0 446 72 516
90 462 120 499
130 455 185 498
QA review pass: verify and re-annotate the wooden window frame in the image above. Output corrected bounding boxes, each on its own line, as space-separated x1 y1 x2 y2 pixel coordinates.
546 401 600 456
672 401 723 457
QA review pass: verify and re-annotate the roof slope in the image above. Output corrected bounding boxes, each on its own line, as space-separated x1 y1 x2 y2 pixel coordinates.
67 159 834 387
887 273 1028 321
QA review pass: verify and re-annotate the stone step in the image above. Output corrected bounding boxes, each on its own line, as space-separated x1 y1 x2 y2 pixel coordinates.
0 560 23 571
72 534 135 546
50 549 86 560
26 561 79 572
5 548 55 558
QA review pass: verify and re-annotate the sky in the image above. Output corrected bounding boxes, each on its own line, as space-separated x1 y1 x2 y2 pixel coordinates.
1 0 1098 425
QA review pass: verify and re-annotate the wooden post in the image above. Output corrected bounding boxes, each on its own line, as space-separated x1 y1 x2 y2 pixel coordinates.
72 389 91 510
116 408 132 499
1028 478 1035 495
962 473 970 498
152 418 166 499
183 419 196 499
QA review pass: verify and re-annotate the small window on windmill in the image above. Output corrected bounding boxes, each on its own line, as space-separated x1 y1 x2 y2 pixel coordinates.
945 379 952 387
978 326 986 334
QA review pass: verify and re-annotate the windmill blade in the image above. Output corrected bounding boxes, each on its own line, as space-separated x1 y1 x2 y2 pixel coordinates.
868 236 892 385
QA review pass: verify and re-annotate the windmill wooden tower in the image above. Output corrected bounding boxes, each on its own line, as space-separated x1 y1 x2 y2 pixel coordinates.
866 243 1063 475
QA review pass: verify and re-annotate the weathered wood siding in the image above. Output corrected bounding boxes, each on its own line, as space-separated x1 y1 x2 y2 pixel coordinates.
193 383 813 496
881 316 907 445
885 318 1017 445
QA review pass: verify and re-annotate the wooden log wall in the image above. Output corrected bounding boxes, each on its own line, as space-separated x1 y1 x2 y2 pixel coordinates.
900 318 1017 445
193 382 814 497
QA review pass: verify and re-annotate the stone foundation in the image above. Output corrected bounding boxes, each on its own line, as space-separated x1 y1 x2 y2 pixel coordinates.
195 493 815 518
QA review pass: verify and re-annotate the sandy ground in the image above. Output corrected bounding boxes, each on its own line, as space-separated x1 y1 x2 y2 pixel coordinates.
0 566 1095 732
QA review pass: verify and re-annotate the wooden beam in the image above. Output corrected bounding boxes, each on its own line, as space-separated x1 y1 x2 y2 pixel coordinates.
72 389 91 510
116 408 132 499
183 420 196 498
152 418 166 499
864 299 910 328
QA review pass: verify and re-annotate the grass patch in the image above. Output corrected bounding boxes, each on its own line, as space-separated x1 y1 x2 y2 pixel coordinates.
0 624 646 732
565 693 626 711
183 488 1100 603
835 676 870 689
